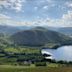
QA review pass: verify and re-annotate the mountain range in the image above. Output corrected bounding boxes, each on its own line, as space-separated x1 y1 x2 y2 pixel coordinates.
0 25 72 47
0 25 72 36
58 27 72 37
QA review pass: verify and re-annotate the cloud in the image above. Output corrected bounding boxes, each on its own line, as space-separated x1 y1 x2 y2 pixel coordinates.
40 0 55 11
46 11 72 27
46 0 53 3
34 7 38 10
32 10 72 27
0 11 72 27
43 5 48 10
0 13 33 26
0 13 11 25
0 0 25 12
65 1 72 8
11 1 22 12
0 0 72 27
62 11 72 20
0 14 11 19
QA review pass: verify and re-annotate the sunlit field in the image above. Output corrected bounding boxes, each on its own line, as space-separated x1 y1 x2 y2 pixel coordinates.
0 65 72 72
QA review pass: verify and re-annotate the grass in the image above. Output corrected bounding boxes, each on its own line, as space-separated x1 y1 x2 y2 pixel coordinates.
0 47 43 65
4 47 40 53
47 63 59 67
0 65 72 72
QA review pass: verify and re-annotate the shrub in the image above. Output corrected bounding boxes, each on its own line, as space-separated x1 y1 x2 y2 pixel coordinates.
35 62 46 66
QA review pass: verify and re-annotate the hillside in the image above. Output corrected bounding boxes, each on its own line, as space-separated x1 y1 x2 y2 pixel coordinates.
43 27 72 37
11 27 72 47
58 27 72 37
0 32 14 48
0 25 20 35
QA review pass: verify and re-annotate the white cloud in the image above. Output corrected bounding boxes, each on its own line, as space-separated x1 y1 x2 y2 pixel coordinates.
46 0 53 3
40 0 55 11
0 10 72 27
62 11 72 20
34 7 38 10
46 11 72 27
11 1 22 12
65 1 72 8
32 11 72 27
0 14 11 19
43 5 48 9
0 13 33 26
0 0 25 12
38 0 53 3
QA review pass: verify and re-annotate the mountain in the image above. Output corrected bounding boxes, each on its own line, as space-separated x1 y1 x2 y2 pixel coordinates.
17 26 33 30
44 26 72 37
0 25 35 35
45 26 60 31
58 27 72 37
0 25 21 35
11 27 72 46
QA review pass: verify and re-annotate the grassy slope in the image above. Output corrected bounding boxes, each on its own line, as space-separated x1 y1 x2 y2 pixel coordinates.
0 65 72 72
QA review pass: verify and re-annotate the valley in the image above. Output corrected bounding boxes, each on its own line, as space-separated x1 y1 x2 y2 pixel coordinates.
0 26 72 72
0 0 72 71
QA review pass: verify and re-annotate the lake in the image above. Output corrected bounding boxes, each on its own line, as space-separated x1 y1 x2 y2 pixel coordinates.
41 46 72 61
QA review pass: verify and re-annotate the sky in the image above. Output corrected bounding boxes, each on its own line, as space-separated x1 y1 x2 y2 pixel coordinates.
0 0 72 27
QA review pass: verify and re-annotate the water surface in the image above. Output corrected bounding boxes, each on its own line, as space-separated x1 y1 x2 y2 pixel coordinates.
42 46 72 61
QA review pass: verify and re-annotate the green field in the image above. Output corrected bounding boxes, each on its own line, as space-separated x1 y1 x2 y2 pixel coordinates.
0 47 44 65
0 65 72 72
0 47 72 72
4 47 40 53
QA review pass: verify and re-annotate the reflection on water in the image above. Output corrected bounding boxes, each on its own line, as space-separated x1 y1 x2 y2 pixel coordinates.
42 46 72 61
